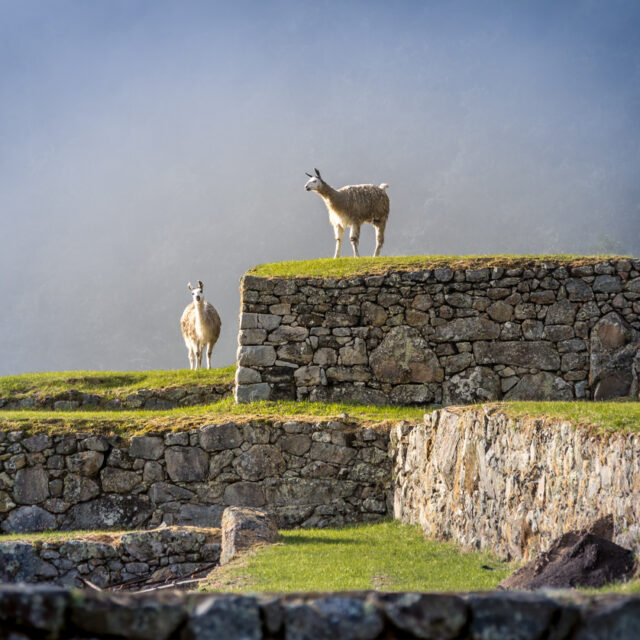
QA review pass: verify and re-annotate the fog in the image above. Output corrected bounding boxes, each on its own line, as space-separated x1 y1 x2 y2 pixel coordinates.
1 0 639 375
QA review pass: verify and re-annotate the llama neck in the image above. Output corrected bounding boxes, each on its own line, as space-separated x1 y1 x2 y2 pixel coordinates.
194 300 206 334
317 182 339 205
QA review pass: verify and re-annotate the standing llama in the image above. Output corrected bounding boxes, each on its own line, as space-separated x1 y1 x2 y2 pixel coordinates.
304 168 390 258
180 280 221 370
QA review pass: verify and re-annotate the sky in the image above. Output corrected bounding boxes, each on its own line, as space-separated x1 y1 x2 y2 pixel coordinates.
1 0 639 375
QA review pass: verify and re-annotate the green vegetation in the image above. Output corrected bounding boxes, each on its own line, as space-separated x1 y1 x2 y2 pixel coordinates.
0 397 426 436
499 401 640 434
247 254 624 279
0 530 126 543
204 520 514 592
0 368 236 398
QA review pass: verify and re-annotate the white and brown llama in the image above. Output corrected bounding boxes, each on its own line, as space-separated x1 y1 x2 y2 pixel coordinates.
304 168 390 258
180 280 221 370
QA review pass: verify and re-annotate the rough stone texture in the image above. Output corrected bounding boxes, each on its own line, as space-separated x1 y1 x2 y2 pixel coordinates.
392 407 640 561
220 506 279 565
0 526 221 588
235 259 640 404
2 587 640 639
0 383 233 411
0 422 392 533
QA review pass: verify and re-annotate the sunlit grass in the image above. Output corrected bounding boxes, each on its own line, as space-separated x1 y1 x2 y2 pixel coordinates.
247 255 624 279
0 368 236 398
0 397 427 436
204 520 515 592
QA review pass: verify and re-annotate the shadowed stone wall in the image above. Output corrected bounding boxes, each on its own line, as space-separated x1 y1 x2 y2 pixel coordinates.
3 586 640 639
0 421 391 534
236 258 640 404
392 407 640 561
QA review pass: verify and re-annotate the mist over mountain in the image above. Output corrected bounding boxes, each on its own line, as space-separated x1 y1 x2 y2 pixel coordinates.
1 0 639 375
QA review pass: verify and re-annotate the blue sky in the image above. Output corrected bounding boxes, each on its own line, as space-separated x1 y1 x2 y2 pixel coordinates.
1 0 639 373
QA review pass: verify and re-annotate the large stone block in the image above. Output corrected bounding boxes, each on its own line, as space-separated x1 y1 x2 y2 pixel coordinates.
504 372 573 400
1 506 56 533
60 496 153 530
220 507 279 565
233 445 286 481
237 345 276 368
473 341 560 370
14 466 49 504
165 447 208 483
432 317 501 342
129 436 164 460
200 423 243 451
235 383 271 403
443 367 501 405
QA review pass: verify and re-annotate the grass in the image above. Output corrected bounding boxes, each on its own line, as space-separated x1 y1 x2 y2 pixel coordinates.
247 254 627 279
203 520 515 592
498 400 640 434
0 398 427 436
0 530 128 544
0 368 236 399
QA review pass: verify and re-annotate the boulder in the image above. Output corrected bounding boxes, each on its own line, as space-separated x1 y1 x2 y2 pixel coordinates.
232 445 286 481
14 466 49 504
504 372 573 401
220 506 279 565
443 367 501 405
1 506 56 533
370 326 443 384
60 496 152 530
474 340 560 370
165 447 208 482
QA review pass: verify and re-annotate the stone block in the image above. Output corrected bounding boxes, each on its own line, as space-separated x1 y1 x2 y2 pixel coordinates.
220 507 279 565
129 436 164 460
165 447 208 483
237 345 276 367
235 383 271 403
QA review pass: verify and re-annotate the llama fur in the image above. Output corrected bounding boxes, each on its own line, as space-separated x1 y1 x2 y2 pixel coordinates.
180 280 221 370
305 168 390 258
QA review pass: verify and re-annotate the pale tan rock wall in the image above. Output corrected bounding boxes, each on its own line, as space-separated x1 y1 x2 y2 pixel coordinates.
391 407 640 560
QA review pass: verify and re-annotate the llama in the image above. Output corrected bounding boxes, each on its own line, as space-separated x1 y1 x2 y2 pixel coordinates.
304 168 390 258
180 280 221 370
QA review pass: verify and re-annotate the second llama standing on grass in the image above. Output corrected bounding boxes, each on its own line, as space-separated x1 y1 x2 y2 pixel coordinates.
304 168 390 258
180 280 221 370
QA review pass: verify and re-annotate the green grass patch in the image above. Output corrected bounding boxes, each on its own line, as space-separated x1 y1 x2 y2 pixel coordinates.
247 255 625 279
204 520 515 592
0 368 236 398
0 398 426 436
0 530 127 544
498 401 640 434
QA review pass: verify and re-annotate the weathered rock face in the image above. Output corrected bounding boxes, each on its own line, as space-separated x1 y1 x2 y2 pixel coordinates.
220 507 279 565
0 422 391 533
0 383 233 411
236 258 640 404
2 586 640 640
392 407 640 561
0 526 221 588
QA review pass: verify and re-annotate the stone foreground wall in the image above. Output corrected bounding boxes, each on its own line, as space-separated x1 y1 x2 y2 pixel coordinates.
0 526 220 588
0 383 233 411
3 586 640 639
235 258 640 404
0 421 390 534
392 407 640 561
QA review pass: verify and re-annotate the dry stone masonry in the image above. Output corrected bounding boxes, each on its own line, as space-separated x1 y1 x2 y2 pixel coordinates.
3 586 640 639
393 406 640 561
0 421 391 534
236 258 640 404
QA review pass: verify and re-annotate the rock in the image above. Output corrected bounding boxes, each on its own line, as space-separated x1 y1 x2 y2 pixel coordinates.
235 383 271 403
369 592 467 639
277 342 314 365
71 591 188 640
0 542 41 581
279 434 311 456
100 468 140 494
339 339 368 366
233 445 286 481
22 434 52 453
224 482 266 507
83 436 110 452
361 302 387 326
129 436 164 460
66 451 104 476
389 384 435 404
370 326 443 384
14 466 49 504
268 326 309 344
574 597 640 640
487 301 513 323
1 506 56 533
443 367 501 405
220 506 279 565
63 474 101 503
284 596 384 640
183 595 261 640
237 345 277 367
594 274 622 293
473 340 560 370
235 366 262 384
546 300 577 325
499 531 635 590
0 585 70 634
173 504 224 527
149 482 195 503
294 366 323 386
566 278 594 301
432 317 501 342
200 423 243 451
504 372 573 401
165 447 208 482
61 495 152 530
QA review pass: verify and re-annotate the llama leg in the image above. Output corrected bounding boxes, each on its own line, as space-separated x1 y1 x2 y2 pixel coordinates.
350 224 361 257
333 224 344 258
374 223 386 257
196 348 203 370
188 346 195 370
206 344 213 369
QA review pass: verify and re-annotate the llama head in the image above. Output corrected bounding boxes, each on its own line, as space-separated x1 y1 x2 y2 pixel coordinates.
188 281 205 303
304 168 325 192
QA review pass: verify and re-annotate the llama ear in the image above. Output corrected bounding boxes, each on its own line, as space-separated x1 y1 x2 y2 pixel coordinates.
198 280 204 289
188 282 193 291
314 168 323 182
305 172 313 178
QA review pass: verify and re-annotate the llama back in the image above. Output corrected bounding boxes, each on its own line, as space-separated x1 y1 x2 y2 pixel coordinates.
336 184 389 225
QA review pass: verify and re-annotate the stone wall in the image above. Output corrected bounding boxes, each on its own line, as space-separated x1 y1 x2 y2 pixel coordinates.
0 420 391 534
0 383 233 411
392 406 640 561
3 585 640 639
0 526 220 588
235 258 640 404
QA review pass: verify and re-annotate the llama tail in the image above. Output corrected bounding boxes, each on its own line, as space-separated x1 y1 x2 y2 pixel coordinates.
379 183 389 191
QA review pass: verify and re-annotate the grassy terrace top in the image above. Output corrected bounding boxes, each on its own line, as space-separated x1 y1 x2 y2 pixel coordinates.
0 368 235 398
246 254 630 279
